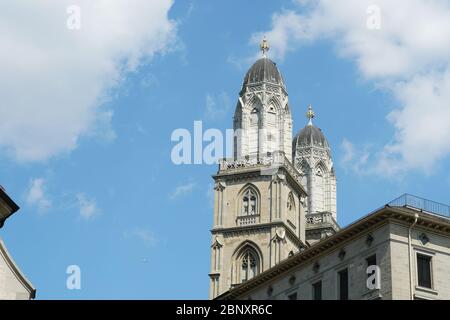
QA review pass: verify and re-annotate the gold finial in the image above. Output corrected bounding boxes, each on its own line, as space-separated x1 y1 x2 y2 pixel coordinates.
260 36 270 58
306 104 315 125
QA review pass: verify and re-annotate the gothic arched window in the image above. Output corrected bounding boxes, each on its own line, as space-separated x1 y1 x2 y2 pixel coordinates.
287 192 296 226
249 106 261 155
316 167 323 176
287 193 295 211
297 160 309 176
242 188 258 216
268 105 276 114
315 163 327 212
240 249 259 282
250 107 260 125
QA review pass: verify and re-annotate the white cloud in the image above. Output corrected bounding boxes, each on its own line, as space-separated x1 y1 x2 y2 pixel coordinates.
204 92 232 120
378 71 450 175
76 193 98 219
250 10 313 62
170 182 196 199
254 0 450 176
0 0 177 162
124 228 158 248
26 178 52 212
340 139 370 175
341 139 355 165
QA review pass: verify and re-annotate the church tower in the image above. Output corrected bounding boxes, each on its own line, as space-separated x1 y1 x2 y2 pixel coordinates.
209 39 308 299
293 106 339 245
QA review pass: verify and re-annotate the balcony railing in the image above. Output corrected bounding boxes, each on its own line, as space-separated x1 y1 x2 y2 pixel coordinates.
218 151 304 186
306 212 334 224
388 194 450 218
236 214 260 226
305 212 339 230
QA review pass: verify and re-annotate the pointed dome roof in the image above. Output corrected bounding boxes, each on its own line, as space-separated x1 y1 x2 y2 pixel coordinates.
293 105 330 150
242 58 285 89
293 124 330 150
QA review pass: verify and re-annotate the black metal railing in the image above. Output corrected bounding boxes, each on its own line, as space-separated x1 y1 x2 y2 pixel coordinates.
388 194 450 218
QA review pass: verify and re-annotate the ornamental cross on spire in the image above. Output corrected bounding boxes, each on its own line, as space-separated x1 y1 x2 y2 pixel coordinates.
306 104 315 125
260 37 269 58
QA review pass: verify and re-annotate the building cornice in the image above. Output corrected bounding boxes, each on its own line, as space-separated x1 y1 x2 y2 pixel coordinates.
212 221 307 250
214 157 307 197
0 238 36 299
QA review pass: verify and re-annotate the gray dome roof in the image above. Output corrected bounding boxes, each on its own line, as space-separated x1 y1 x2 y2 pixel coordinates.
293 124 330 150
242 58 285 88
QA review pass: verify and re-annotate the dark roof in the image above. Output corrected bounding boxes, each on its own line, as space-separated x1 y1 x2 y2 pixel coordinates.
0 186 19 228
293 124 330 150
242 58 285 89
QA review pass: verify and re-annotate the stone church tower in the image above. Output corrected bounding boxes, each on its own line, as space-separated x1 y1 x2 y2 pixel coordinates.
209 39 338 299
293 106 339 245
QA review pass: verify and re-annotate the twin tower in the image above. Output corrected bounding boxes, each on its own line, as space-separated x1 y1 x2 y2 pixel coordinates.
209 41 338 299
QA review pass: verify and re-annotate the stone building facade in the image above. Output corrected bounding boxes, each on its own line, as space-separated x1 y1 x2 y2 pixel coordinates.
0 186 36 300
217 200 450 300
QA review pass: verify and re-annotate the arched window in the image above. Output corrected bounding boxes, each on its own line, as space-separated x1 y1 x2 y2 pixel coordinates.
287 193 295 211
267 105 277 124
287 192 296 226
242 188 258 216
315 163 327 212
249 106 260 155
316 167 323 177
268 105 276 114
232 242 262 285
298 160 310 175
250 107 259 124
233 136 238 160
296 160 310 191
240 249 259 282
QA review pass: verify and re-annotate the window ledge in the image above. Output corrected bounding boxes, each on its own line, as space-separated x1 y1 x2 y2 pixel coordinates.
208 272 220 277
415 286 438 295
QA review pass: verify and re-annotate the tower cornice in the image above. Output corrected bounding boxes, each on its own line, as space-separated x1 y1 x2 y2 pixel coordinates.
211 221 307 250
215 152 308 197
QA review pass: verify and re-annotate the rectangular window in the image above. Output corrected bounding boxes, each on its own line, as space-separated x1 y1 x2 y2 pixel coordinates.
417 254 432 289
366 254 377 279
338 268 349 300
288 292 297 300
366 254 377 267
312 281 322 300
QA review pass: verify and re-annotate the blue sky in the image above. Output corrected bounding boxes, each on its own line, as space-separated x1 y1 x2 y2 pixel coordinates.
1 0 450 299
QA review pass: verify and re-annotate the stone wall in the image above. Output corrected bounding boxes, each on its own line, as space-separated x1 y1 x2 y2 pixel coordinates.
0 239 35 300
390 222 450 300
236 223 393 300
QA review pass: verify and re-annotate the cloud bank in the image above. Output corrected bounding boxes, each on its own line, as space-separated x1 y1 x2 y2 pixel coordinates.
0 0 177 162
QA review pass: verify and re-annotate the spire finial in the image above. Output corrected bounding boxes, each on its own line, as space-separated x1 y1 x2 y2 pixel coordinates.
306 104 315 125
260 36 269 58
